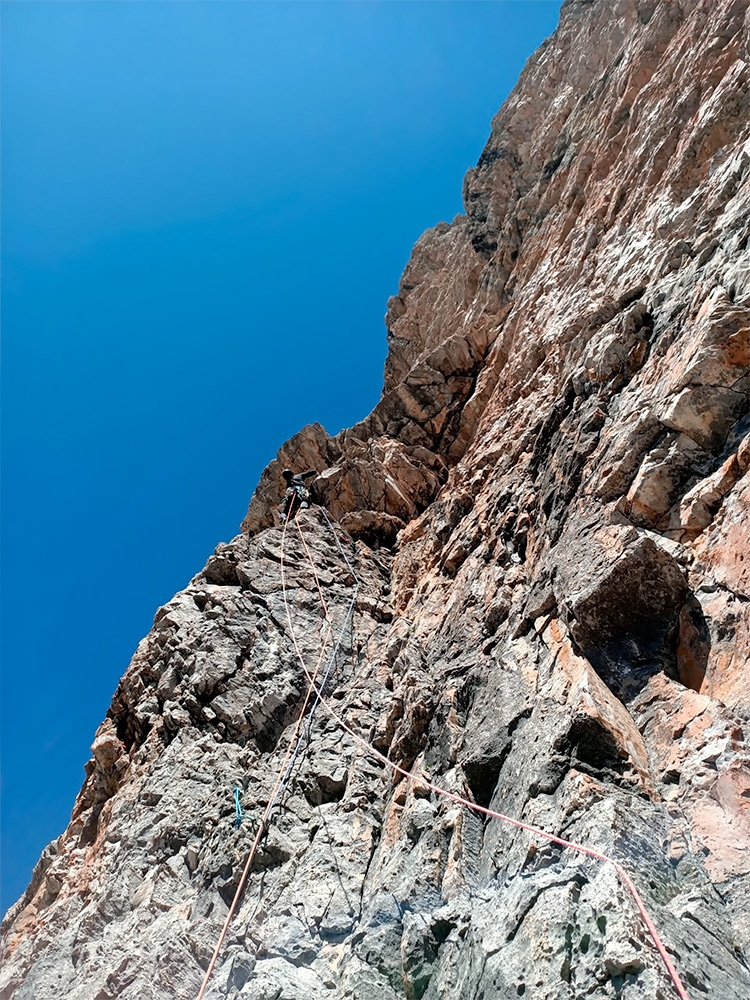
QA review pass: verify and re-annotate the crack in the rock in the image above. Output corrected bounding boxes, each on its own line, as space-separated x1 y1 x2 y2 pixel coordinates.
505 872 588 945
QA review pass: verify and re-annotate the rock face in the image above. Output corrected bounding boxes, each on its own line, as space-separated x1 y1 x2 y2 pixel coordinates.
3 1 750 997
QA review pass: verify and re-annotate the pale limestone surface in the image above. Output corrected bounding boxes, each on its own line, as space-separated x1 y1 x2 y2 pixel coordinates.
3 1 750 998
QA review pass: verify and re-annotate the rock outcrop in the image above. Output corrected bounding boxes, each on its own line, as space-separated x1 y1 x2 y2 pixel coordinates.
3 1 750 998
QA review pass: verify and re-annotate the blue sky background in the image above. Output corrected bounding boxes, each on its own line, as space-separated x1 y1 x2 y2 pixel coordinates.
1 0 561 914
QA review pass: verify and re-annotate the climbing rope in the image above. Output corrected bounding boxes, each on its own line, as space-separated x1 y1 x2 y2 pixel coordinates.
293 516 359 742
195 515 337 1000
196 505 691 1000
286 510 692 1000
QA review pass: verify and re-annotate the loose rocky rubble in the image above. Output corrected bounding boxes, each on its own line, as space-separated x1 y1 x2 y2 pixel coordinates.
3 1 750 998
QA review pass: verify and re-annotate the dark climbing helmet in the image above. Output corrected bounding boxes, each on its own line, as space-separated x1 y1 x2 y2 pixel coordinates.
282 469 294 482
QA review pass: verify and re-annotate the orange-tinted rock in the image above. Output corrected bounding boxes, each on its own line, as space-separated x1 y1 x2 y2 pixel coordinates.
4 1 750 998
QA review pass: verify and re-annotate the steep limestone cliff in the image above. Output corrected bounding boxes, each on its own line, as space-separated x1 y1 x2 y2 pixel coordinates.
3 1 750 998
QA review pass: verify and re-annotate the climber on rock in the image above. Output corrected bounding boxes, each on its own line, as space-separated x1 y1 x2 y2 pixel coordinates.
279 469 317 523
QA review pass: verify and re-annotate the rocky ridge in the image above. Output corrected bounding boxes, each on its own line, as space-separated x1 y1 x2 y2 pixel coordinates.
2 1 750 998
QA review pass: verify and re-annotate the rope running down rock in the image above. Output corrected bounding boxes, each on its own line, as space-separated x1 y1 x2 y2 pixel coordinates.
289 510 691 1000
194 515 337 1000
196 507 691 1000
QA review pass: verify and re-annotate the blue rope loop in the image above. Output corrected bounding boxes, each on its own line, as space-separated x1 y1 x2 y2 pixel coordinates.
233 787 243 828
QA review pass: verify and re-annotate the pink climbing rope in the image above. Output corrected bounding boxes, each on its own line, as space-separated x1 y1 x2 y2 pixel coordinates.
287 512 692 1000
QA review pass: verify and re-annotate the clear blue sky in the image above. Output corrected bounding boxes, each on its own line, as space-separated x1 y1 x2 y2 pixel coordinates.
1 0 561 914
